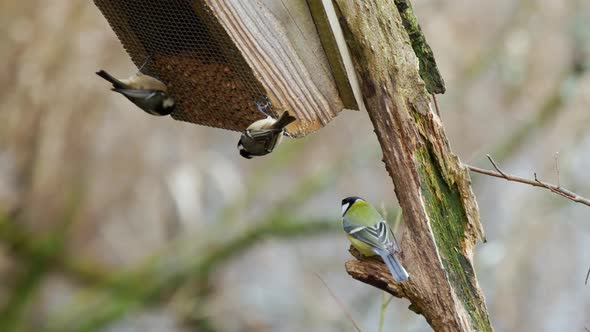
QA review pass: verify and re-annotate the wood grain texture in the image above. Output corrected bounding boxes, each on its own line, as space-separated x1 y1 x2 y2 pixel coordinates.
205 0 344 136
333 0 492 331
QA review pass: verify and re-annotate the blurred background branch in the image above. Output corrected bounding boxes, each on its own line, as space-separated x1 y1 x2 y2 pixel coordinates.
468 155 590 207
46 216 338 332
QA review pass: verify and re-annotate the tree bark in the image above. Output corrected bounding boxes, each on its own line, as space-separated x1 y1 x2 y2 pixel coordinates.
332 0 492 331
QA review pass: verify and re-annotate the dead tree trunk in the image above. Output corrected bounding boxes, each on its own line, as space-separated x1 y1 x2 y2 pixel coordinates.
332 0 493 331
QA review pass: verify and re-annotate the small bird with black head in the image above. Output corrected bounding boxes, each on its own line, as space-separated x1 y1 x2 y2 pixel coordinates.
237 99 296 159
96 56 175 116
341 196 409 282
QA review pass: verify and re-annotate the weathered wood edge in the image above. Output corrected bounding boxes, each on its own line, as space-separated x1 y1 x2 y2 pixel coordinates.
306 0 358 110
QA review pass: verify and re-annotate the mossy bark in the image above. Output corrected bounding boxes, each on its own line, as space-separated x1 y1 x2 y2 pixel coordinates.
393 0 445 94
333 0 491 330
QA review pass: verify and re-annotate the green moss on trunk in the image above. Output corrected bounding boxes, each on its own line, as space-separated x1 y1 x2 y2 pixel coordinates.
394 0 445 94
415 145 491 332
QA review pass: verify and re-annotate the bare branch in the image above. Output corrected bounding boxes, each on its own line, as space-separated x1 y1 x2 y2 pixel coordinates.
486 154 508 178
467 156 590 207
585 266 590 285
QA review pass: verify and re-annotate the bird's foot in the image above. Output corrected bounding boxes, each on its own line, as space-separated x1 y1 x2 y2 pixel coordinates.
255 96 272 117
137 53 154 74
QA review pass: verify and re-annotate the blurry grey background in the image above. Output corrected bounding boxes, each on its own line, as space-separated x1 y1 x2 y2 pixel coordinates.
0 0 589 331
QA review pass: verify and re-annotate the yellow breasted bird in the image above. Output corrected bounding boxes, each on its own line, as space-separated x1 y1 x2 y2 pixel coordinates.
341 196 409 282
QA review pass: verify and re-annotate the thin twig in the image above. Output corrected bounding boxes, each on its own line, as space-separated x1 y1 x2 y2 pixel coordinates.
467 155 590 207
486 155 507 178
315 272 363 332
555 152 560 188
431 94 441 117
378 292 394 332
137 53 154 73
585 266 590 285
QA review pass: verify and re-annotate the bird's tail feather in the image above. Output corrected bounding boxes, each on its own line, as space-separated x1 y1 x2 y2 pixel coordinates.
96 70 127 89
377 249 409 282
272 111 297 130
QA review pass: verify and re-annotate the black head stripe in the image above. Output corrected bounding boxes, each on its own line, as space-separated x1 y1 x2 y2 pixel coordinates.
341 196 364 216
341 196 363 207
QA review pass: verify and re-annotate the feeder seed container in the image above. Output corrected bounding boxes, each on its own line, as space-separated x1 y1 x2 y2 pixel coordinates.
94 0 363 136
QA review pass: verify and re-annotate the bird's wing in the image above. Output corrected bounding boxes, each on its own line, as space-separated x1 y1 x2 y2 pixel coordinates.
127 74 168 91
380 221 401 253
387 226 400 253
344 217 397 253
112 88 159 100
246 129 282 150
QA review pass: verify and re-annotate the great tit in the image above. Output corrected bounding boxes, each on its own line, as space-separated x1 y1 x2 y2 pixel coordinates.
341 196 409 282
237 110 297 159
96 70 175 116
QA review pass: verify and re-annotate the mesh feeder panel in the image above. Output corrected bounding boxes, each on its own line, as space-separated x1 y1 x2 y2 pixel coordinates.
94 0 275 132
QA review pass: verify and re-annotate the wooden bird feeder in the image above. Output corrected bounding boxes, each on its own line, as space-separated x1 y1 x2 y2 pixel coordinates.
94 0 365 137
